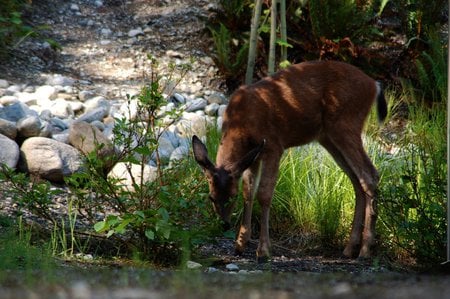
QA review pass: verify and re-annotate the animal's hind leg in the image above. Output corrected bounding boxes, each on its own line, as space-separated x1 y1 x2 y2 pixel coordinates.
319 136 366 258
326 134 379 258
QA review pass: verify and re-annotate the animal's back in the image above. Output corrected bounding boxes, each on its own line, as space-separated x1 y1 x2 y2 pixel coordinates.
223 61 378 148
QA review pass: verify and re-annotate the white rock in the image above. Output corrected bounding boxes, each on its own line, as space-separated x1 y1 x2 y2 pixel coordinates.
128 27 143 37
16 92 37 105
0 95 19 105
84 96 111 114
46 74 75 87
100 40 111 45
206 267 219 273
225 263 239 271
169 145 189 161
205 103 219 116
216 116 223 130
176 112 207 137
68 101 84 113
0 79 9 88
6 85 22 94
0 102 38 122
77 107 108 123
70 3 79 11
0 134 19 169
50 98 74 119
17 115 42 138
78 90 96 102
120 99 138 120
34 85 58 100
0 118 17 139
166 50 183 58
185 98 207 112
186 261 202 269
19 137 83 183
172 93 186 105
207 92 227 105
108 162 158 192
100 28 112 37
154 135 176 160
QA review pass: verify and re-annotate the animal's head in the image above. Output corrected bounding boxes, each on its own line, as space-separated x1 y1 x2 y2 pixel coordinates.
192 135 264 229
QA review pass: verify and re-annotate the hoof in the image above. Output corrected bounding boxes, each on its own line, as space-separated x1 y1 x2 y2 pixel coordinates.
356 256 372 265
234 248 244 256
342 245 359 259
256 255 270 264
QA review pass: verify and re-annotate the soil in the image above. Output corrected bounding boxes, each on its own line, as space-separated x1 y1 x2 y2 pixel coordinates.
1 0 450 298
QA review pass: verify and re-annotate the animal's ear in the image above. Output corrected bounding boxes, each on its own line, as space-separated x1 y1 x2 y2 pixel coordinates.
192 135 215 172
233 139 266 175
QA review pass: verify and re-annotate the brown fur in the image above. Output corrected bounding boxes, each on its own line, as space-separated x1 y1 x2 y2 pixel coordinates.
193 60 387 261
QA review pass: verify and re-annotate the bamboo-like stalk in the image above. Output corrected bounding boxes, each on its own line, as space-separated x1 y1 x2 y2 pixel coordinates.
280 0 287 64
268 0 278 75
245 0 263 85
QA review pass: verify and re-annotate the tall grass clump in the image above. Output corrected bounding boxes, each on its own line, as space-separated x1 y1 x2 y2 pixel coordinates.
268 99 389 252
377 102 446 265
0 216 56 284
271 144 355 250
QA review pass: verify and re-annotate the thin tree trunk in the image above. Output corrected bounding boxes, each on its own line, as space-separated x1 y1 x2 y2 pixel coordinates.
280 0 287 64
445 0 450 264
245 0 263 85
268 0 278 75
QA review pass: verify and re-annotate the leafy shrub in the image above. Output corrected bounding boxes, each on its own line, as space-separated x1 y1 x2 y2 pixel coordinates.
65 57 217 263
209 23 249 81
0 0 33 55
308 0 373 42
414 29 447 103
378 103 446 265
0 57 217 265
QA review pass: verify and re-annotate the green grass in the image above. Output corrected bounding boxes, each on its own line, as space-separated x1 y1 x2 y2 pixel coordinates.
0 216 57 285
272 145 354 246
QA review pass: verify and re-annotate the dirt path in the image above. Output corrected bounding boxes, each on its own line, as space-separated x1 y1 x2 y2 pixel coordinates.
0 0 221 93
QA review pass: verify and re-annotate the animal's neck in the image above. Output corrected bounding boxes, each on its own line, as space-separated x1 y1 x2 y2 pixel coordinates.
216 129 253 171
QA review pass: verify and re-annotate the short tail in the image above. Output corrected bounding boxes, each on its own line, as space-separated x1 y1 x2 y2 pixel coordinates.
376 82 388 123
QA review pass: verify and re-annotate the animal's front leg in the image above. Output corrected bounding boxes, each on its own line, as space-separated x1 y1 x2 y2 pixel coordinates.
235 167 258 255
254 154 280 262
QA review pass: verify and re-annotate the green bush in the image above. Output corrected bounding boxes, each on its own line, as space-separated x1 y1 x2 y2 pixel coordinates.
378 103 446 265
0 0 32 55
414 29 447 103
0 57 218 265
208 23 249 89
65 57 216 263
308 0 373 42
